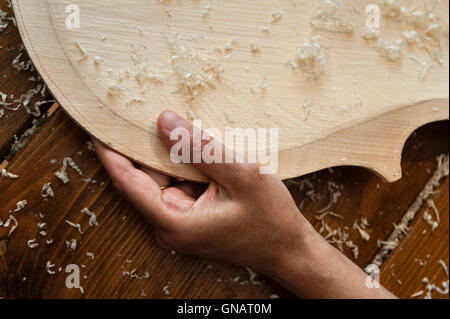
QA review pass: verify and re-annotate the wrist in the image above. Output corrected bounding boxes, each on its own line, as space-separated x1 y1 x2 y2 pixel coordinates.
263 215 326 293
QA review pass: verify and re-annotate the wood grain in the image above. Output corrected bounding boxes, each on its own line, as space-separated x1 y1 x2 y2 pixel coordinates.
1 0 448 299
0 1 53 159
12 0 449 182
0 104 447 298
381 178 449 299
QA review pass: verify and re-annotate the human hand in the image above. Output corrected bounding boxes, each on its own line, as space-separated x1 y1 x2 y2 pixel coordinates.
93 110 313 274
93 110 396 299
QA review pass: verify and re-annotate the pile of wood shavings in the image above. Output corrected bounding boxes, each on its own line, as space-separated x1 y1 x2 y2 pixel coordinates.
368 0 449 79
168 37 224 99
0 5 15 33
371 154 449 267
310 0 358 34
290 36 327 78
1 8 52 119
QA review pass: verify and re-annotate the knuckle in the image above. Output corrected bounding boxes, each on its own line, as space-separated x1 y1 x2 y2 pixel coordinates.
109 163 136 193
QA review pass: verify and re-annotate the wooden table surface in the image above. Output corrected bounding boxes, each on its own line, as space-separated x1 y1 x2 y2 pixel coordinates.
0 0 448 299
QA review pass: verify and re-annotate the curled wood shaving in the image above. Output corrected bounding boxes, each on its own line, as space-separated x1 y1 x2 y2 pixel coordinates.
361 27 380 41
11 200 27 212
40 182 54 198
310 0 358 33
65 220 83 234
1 168 18 179
162 285 171 295
246 267 263 285
291 36 327 78
0 215 18 237
353 219 371 241
55 157 83 184
1 7 16 32
250 40 262 53
65 239 77 251
27 239 39 249
45 261 56 275
81 208 99 227
271 10 283 23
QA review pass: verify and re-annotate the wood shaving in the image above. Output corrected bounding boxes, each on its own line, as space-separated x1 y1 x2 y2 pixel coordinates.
1 168 18 179
168 38 223 99
302 97 312 121
271 10 283 24
163 284 171 295
126 97 146 107
81 207 99 227
249 75 267 94
376 0 448 77
55 157 83 184
427 199 440 222
250 40 262 53
11 200 27 212
315 211 344 220
439 259 449 276
0 215 18 237
246 267 263 285
86 252 95 260
377 39 403 61
202 5 212 18
86 141 94 151
1 7 16 32
423 209 439 232
122 268 150 280
65 239 77 251
403 30 419 45
27 239 39 249
361 27 380 41
74 40 88 61
310 0 358 34
291 36 327 78
40 182 55 198
65 220 84 234
353 218 371 241
12 53 34 71
371 154 449 266
94 56 103 65
421 277 449 299
45 261 56 275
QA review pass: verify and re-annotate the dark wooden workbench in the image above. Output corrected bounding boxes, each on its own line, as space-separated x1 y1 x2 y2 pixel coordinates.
0 1 448 299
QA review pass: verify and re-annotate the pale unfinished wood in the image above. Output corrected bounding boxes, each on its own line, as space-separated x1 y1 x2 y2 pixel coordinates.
13 0 449 182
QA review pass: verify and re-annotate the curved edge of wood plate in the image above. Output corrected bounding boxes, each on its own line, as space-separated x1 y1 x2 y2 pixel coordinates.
13 0 449 183
12 0 207 182
281 99 448 183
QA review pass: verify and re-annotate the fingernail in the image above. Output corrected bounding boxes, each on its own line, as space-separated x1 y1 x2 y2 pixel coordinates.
159 110 189 134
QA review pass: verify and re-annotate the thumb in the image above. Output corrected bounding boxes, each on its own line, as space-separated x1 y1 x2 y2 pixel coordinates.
157 110 260 189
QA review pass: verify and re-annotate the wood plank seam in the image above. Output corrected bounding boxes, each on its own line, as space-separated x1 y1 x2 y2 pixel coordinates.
1 102 59 163
370 153 449 267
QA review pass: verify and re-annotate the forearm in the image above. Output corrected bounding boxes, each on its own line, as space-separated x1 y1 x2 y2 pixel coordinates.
268 217 397 299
